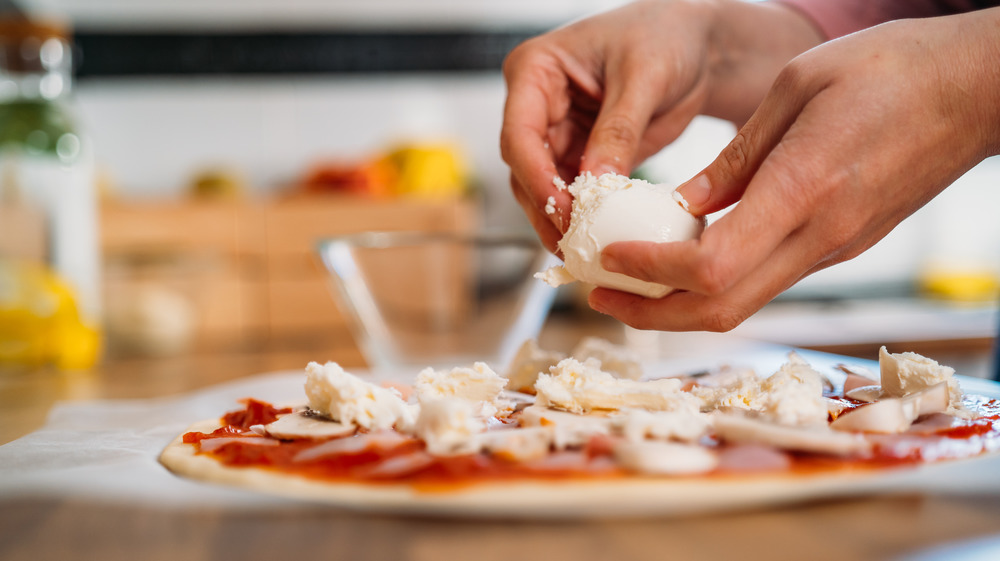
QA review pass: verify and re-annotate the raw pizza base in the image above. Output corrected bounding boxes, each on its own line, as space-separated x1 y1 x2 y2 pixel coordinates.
159 419 932 519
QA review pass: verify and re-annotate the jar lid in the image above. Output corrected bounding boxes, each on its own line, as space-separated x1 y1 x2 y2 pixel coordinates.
0 17 71 74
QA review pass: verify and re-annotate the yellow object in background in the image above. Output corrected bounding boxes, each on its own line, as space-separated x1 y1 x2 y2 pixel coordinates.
919 268 1000 303
296 142 471 200
381 143 468 199
189 167 246 200
0 260 101 369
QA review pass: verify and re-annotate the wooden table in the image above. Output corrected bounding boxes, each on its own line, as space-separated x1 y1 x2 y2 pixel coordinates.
2 312 999 561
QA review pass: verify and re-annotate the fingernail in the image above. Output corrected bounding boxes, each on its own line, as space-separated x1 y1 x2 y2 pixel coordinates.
601 251 622 273
588 293 610 316
677 174 711 208
588 164 618 177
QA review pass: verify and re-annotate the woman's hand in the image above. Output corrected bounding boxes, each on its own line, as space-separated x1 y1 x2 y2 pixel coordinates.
592 10 1000 331
500 0 821 253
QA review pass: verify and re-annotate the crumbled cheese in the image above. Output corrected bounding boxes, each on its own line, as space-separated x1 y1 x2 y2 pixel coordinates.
879 346 969 416
474 426 554 461
545 196 557 215
305 362 417 432
414 397 488 456
518 404 613 449
538 172 704 298
504 339 566 394
612 408 710 444
534 357 689 414
416 362 510 417
570 336 642 380
533 265 576 288
757 355 829 427
416 362 507 402
691 353 828 427
690 369 764 411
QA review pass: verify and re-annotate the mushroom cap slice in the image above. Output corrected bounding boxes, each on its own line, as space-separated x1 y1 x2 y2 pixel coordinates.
614 440 718 475
713 413 871 456
831 383 950 434
845 385 883 403
263 411 357 440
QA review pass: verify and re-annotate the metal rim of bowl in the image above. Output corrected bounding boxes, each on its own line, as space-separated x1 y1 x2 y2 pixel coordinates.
315 229 544 253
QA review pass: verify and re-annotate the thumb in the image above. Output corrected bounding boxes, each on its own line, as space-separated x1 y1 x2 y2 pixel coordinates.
675 73 813 216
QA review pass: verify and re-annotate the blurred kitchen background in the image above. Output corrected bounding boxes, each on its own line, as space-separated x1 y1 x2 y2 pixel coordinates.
1 0 997 377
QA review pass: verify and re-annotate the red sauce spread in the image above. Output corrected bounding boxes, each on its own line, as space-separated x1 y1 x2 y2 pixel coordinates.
223 399 292 430
183 398 1000 487
939 422 996 439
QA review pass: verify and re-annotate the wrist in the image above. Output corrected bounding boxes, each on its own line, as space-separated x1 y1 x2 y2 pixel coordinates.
703 0 823 125
966 8 1000 158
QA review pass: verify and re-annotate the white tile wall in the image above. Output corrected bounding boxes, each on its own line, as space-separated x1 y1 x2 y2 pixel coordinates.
31 0 628 30
75 74 528 227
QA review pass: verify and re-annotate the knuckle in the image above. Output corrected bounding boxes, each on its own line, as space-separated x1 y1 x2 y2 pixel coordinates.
622 306 659 331
501 40 533 79
701 304 747 333
690 254 732 296
502 37 548 82
772 57 811 94
819 225 857 256
593 113 641 152
718 131 752 180
499 129 516 164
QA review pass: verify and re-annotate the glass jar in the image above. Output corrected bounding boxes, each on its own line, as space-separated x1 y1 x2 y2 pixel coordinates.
0 18 101 369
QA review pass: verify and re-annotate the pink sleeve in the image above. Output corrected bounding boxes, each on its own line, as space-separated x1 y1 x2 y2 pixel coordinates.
771 0 987 39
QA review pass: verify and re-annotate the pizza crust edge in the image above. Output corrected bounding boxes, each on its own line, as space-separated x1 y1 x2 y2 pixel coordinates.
157 419 910 518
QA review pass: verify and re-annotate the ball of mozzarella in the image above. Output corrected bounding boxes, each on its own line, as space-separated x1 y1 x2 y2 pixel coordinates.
538 172 705 298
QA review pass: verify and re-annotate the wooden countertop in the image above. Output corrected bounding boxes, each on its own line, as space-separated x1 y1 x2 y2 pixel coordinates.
2 312 999 561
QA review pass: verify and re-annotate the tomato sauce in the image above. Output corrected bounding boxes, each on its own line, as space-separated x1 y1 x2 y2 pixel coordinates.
183 398 1000 488
222 399 292 430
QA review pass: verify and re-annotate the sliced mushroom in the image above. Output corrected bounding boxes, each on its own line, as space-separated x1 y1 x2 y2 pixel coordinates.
613 440 718 475
474 426 554 462
713 412 871 456
519 404 613 449
837 363 879 394
829 398 917 434
830 383 951 434
845 385 883 403
909 382 950 417
263 410 356 440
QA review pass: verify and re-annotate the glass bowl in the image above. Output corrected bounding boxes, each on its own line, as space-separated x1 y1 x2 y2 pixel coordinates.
317 230 558 373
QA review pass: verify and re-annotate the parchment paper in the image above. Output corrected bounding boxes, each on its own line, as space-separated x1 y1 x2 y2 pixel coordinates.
1 348 998 512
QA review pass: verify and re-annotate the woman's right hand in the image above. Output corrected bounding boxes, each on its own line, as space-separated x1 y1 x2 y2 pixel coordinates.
499 0 822 252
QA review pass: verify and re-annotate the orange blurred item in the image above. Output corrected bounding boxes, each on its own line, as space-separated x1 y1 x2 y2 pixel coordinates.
299 143 469 200
301 157 396 198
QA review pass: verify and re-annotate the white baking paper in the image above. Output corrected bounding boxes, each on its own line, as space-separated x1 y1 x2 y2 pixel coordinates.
1 349 998 514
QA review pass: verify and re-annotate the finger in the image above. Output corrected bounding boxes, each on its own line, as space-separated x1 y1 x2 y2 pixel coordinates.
590 220 821 332
604 76 829 296
631 89 703 164
600 177 801 298
511 173 565 255
675 62 819 215
601 117 830 298
579 56 667 176
500 54 570 231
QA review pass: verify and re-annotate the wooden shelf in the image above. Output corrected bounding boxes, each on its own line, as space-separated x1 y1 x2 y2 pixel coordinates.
100 195 478 354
